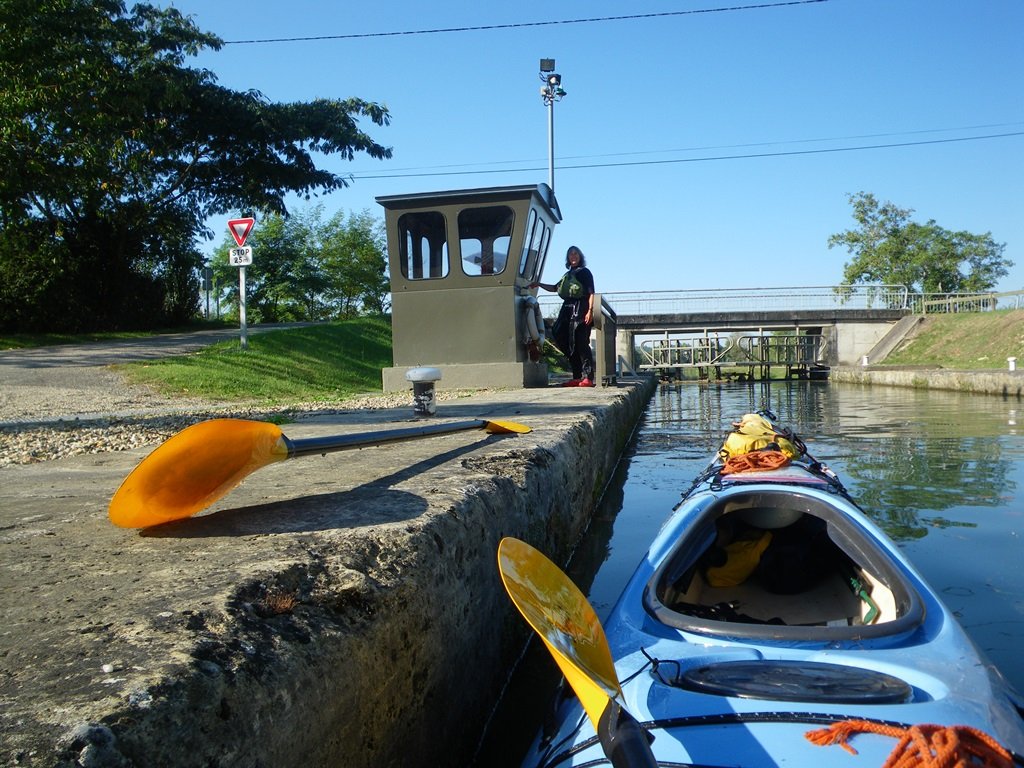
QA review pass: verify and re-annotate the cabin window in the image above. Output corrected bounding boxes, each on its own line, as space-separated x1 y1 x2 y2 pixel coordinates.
518 210 538 277
520 212 547 282
536 224 551 280
459 206 513 276
398 211 449 280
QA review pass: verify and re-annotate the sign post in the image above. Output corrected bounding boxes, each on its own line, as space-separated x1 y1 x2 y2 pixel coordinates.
227 218 256 350
202 265 212 319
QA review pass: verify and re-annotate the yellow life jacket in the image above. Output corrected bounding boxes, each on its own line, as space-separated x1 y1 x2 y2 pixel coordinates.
718 413 801 460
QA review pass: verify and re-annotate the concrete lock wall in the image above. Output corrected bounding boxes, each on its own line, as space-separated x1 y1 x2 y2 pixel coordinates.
830 366 1024 397
0 381 654 768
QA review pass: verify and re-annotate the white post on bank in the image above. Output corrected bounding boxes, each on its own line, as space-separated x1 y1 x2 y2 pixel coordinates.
238 265 248 350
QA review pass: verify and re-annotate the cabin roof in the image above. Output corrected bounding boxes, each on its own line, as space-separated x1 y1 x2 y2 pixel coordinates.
376 183 561 223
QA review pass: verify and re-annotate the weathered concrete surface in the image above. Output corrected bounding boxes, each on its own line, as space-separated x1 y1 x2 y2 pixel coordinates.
0 380 655 768
862 315 926 364
831 365 1024 397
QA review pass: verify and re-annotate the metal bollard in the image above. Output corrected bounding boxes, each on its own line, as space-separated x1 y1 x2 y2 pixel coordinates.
406 367 442 416
1009 357 1017 372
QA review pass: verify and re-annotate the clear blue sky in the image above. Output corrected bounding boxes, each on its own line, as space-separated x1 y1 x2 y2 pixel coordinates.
162 0 1024 294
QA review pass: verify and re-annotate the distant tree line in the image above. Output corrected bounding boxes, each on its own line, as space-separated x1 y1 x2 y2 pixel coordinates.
830 192 1011 295
210 207 390 324
0 0 391 333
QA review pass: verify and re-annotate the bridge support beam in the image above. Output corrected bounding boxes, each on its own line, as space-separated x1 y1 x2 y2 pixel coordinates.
830 321 898 365
616 329 635 376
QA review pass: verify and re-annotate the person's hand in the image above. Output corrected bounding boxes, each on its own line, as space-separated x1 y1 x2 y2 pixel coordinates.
584 309 593 326
528 282 540 289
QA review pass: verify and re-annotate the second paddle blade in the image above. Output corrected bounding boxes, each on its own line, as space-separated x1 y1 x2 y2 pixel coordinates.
483 419 532 434
109 419 289 528
497 537 621 728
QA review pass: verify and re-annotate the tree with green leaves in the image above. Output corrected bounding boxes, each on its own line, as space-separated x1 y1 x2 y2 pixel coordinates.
828 192 1011 294
211 210 326 323
210 206 389 323
320 209 390 317
0 0 390 331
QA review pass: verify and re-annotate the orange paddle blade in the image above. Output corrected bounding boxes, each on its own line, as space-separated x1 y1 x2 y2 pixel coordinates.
498 537 621 729
482 419 532 434
109 419 289 528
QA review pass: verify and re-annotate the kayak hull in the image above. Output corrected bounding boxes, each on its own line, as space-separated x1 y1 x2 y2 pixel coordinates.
521 459 1024 767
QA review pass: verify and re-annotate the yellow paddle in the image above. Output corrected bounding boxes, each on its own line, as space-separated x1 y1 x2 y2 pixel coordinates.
497 537 656 768
109 417 530 529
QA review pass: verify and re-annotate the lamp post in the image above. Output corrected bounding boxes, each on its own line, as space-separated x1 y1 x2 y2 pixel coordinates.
539 58 566 194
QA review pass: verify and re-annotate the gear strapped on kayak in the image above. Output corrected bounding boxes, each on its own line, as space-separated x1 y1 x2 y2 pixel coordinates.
718 411 807 463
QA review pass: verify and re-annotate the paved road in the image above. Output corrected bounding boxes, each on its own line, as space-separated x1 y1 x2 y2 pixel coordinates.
0 324 310 369
0 324 312 423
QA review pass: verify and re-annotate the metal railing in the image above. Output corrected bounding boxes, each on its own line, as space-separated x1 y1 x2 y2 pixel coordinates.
602 285 910 314
538 285 910 317
637 333 827 370
537 285 1024 321
916 289 1024 314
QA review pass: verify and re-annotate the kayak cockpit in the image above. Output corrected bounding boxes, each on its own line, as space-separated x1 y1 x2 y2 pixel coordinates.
645 486 925 642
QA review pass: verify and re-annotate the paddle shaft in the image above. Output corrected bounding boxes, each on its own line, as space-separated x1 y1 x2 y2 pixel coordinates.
285 419 495 458
599 700 658 768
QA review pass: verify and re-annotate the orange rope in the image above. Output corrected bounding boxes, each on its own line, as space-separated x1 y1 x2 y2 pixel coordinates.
805 720 1014 768
720 449 791 475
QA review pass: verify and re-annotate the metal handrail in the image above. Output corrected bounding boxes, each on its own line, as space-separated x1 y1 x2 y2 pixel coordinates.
538 285 1023 319
917 289 1024 314
638 333 825 370
606 285 910 313
538 285 910 317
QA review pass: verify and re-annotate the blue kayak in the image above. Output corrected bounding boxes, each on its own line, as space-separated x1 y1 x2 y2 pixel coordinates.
519 440 1024 767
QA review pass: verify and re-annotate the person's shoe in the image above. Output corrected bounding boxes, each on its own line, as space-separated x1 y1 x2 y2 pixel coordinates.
561 379 581 387
579 378 595 387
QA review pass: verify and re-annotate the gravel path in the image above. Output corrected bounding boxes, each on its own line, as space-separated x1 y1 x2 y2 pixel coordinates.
0 373 417 468
0 333 424 467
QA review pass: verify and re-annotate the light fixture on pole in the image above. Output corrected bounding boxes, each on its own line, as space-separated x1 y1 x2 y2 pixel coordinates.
539 58 566 194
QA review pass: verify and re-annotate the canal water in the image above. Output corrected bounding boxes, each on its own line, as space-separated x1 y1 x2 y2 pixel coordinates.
478 380 1024 767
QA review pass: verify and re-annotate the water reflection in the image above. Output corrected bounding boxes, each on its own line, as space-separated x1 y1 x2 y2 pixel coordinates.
643 382 1018 540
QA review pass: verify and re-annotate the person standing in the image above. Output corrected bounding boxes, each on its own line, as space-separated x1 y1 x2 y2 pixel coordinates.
530 245 596 387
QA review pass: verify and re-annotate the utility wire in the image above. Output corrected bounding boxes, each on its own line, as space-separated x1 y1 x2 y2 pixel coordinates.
348 131 1024 180
349 122 1024 174
223 0 828 45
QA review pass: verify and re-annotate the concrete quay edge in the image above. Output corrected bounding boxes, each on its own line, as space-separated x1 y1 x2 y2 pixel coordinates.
0 378 656 768
830 365 1024 397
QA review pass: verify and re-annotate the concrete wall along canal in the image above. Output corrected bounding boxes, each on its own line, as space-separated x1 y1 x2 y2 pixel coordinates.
0 379 655 768
830 365 1024 397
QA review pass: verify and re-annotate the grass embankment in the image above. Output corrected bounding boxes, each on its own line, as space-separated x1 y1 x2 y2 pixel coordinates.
119 317 393 403
882 309 1024 369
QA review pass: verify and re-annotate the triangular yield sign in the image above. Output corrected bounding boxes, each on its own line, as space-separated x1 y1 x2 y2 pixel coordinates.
227 217 255 247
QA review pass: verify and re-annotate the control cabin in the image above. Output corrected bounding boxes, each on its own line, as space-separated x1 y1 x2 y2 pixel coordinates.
377 184 561 391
